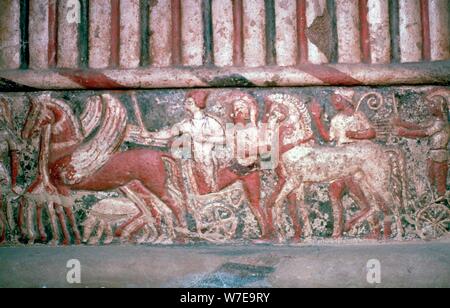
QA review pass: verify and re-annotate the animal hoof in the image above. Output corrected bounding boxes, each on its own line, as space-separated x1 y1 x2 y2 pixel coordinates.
49 239 59 246
103 236 114 245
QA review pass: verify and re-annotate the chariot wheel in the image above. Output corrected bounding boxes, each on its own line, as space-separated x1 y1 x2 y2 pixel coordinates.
414 202 450 240
197 202 238 241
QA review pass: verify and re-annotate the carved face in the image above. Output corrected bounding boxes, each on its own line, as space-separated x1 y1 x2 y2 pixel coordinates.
331 94 347 111
184 97 201 115
232 100 250 122
268 104 288 128
427 97 446 117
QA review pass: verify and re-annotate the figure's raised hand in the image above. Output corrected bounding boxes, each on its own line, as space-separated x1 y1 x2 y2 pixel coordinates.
125 125 154 145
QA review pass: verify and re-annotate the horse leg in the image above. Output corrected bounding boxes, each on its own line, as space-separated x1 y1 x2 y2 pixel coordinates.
115 213 144 237
343 176 378 233
273 179 298 241
26 200 36 244
329 180 346 238
381 206 392 240
122 217 144 243
0 219 5 244
88 220 104 245
265 166 287 238
346 176 382 239
287 193 302 242
159 193 187 240
139 224 153 244
82 215 97 243
6 198 15 233
55 204 71 245
0 197 5 244
103 222 114 245
434 160 448 198
295 185 313 238
17 198 25 240
129 222 146 244
64 207 81 245
119 183 162 236
36 204 47 242
46 202 60 245
371 190 401 240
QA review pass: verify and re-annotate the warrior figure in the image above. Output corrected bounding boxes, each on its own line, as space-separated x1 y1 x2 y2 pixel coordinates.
128 90 225 195
394 90 449 200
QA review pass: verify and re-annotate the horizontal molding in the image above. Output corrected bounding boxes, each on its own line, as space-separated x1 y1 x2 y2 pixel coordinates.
1 61 449 90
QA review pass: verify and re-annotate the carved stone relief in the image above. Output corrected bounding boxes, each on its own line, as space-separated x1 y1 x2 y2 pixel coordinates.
0 87 448 245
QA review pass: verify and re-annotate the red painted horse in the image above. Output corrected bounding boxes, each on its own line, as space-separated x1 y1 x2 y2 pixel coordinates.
21 93 187 245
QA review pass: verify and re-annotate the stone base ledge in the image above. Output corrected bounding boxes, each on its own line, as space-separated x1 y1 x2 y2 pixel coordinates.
0 239 449 288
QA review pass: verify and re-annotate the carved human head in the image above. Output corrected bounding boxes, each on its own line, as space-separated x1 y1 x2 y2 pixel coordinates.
229 92 258 125
332 89 355 111
425 90 449 118
185 90 209 114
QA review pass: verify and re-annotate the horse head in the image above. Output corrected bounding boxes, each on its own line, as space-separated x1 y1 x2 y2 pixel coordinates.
22 93 55 140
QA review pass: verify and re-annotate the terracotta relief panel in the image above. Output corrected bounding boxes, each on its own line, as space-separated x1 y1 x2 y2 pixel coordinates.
0 87 448 246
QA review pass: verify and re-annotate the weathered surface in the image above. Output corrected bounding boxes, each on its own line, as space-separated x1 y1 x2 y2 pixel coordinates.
89 0 112 69
0 1 21 69
0 240 449 287
0 87 448 247
0 0 448 89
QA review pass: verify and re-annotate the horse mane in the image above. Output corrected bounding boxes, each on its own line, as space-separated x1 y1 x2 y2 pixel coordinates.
266 94 314 144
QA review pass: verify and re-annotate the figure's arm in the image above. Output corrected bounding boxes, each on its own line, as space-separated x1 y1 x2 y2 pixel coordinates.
309 100 331 142
152 124 181 140
392 117 423 130
395 127 429 139
125 123 181 146
346 128 377 140
346 112 377 140
394 119 437 139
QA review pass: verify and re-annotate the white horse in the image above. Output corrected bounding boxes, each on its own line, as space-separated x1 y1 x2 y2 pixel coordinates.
272 141 407 240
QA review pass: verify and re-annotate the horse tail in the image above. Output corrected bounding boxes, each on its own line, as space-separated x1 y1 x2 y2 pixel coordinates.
161 156 188 211
385 148 408 212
